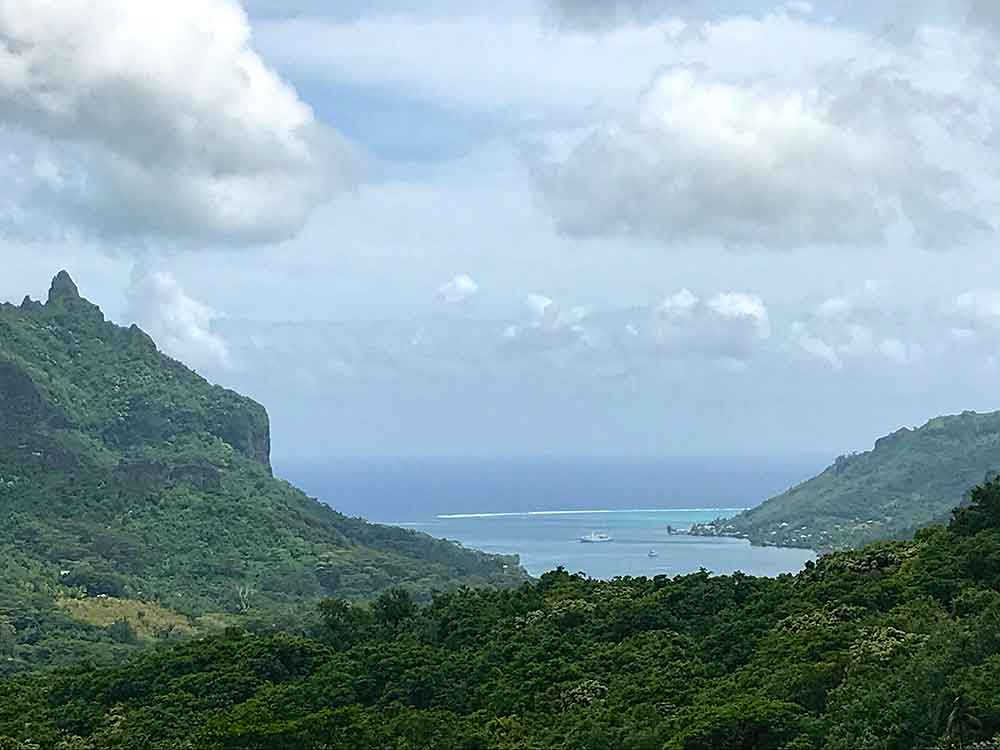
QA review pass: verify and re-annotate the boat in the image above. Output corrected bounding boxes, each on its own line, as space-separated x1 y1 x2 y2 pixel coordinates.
580 531 613 544
647 549 658 558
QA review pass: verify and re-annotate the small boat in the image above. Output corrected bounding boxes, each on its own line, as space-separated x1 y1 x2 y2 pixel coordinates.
647 549 658 558
580 531 613 544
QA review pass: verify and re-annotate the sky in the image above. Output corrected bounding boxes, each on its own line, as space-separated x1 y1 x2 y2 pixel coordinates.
3 0 1000 461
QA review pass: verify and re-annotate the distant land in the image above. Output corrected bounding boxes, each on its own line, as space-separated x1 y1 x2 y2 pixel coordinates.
693 410 1000 550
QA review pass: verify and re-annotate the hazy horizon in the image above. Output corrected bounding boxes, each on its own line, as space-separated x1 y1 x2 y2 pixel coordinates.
273 453 831 522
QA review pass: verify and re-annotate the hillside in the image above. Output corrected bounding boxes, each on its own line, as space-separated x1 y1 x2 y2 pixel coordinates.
693 410 1000 550
0 272 523 675
5 481 1000 749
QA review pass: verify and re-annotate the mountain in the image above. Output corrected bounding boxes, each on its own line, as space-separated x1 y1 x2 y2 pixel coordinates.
694 410 1000 550
5 480 1000 749
0 272 523 675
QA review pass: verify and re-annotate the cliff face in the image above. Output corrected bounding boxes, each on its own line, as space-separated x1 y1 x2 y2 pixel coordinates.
0 271 272 473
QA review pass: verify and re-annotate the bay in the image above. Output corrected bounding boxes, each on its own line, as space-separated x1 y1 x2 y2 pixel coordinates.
395 509 815 579
276 456 824 580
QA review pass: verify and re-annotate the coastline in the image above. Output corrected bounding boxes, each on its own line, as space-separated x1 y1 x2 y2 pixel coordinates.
689 519 830 555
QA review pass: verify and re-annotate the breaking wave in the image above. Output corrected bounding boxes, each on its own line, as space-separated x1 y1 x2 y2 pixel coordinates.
437 508 747 520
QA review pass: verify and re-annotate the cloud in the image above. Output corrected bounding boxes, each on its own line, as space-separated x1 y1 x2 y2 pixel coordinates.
657 288 699 319
648 290 770 364
255 14 663 120
790 284 924 370
708 292 770 327
125 268 231 371
206 282 1000 394
541 1 960 35
533 65 987 249
525 294 559 322
503 294 592 355
0 0 360 246
948 291 1000 343
244 0 508 21
437 274 480 304
965 0 1000 35
256 11 876 124
500 288 770 371
542 0 685 29
785 1 814 15
541 0 755 30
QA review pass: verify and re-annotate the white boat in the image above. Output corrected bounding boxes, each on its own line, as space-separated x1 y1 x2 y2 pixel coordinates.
647 549 658 558
580 531 613 544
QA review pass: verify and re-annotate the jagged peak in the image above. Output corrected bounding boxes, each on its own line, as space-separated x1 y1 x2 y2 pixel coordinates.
48 270 81 304
20 295 42 311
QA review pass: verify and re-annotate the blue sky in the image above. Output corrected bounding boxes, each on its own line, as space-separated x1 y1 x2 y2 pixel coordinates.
4 0 1000 459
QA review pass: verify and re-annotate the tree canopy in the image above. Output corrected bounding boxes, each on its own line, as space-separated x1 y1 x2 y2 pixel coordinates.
5 483 1000 749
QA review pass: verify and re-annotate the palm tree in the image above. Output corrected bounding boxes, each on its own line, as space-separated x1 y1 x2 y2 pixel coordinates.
946 695 982 749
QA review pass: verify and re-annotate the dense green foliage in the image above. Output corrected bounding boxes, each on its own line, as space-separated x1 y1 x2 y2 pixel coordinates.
694 411 1000 550
6 481 1000 749
0 274 523 674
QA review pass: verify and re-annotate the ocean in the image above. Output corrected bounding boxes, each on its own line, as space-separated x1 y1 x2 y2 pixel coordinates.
275 456 824 579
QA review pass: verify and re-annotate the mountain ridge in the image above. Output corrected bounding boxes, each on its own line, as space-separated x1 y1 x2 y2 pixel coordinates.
0 272 524 675
693 409 1000 550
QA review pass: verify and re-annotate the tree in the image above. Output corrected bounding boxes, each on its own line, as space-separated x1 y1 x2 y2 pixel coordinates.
947 695 982 750
0 618 14 659
951 479 1000 537
236 584 255 614
373 588 417 630
318 598 373 649
108 618 138 645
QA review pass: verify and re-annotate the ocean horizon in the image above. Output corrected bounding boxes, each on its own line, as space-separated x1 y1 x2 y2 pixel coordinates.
275 454 828 521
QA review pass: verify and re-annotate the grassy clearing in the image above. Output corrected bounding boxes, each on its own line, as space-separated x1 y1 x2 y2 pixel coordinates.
57 597 197 640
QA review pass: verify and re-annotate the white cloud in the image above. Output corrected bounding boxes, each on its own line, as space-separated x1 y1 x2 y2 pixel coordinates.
649 289 770 363
707 292 769 328
125 268 231 371
500 287 771 369
947 291 1000 350
526 294 559 322
0 0 359 246
790 283 924 369
952 291 1000 325
503 294 584 354
255 11 872 121
438 274 480 304
815 296 853 321
794 329 843 370
878 338 913 365
657 288 699 319
533 65 986 249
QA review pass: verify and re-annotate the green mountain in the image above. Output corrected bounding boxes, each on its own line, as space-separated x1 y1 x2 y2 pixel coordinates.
694 410 1000 550
5 480 1000 749
0 272 523 674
